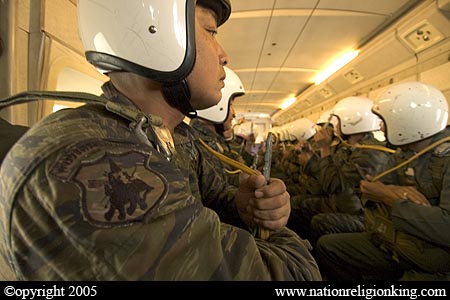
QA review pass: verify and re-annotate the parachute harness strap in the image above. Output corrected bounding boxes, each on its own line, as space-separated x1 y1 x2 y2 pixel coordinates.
199 138 258 175
371 136 450 182
334 133 396 154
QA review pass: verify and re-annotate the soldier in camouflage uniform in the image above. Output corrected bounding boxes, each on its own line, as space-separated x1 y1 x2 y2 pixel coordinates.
233 121 259 167
283 119 327 236
292 112 339 203
266 130 287 181
280 143 302 195
0 0 321 280
316 82 450 280
296 97 392 244
282 118 322 198
288 115 335 240
190 67 245 187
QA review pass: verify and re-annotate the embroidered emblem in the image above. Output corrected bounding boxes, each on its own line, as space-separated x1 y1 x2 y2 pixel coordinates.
75 151 168 227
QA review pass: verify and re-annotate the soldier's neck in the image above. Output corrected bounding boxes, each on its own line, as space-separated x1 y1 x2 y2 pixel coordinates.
109 72 185 133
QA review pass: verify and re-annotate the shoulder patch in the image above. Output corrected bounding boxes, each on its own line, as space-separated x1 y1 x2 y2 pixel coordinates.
69 148 168 228
433 142 450 157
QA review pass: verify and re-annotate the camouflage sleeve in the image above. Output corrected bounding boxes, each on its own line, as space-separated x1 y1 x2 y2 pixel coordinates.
302 156 324 195
256 227 322 280
391 156 450 247
319 147 392 193
345 148 392 185
5 140 320 280
318 154 345 193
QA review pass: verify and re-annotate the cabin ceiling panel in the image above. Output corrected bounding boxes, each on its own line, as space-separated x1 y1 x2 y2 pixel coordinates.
267 0 319 10
270 72 312 94
234 89 286 112
235 101 283 113
230 0 279 11
254 15 310 68
284 14 388 70
218 18 268 69
247 71 279 91
317 0 415 15
219 0 423 120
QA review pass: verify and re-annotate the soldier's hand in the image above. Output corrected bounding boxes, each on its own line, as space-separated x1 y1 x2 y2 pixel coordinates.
235 174 290 231
360 179 430 207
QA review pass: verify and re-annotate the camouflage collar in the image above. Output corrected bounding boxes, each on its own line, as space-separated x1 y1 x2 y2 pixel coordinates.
101 82 163 128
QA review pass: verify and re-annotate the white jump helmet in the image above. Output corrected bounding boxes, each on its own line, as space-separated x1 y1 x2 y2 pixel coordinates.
278 127 290 142
269 127 283 143
286 118 317 141
197 67 245 124
332 96 381 135
234 121 252 139
255 133 265 144
77 0 231 117
373 81 448 146
316 109 338 128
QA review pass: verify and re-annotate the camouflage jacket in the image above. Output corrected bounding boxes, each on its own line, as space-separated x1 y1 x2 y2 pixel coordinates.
318 133 392 214
0 83 320 281
364 128 450 273
189 118 241 187
269 143 287 181
280 144 302 196
298 153 325 196
190 118 229 154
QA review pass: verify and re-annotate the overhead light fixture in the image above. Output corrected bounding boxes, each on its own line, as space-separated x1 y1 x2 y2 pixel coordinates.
280 96 297 110
314 50 360 85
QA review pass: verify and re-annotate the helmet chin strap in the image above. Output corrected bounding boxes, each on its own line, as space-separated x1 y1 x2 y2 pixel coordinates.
162 79 197 118
214 123 225 134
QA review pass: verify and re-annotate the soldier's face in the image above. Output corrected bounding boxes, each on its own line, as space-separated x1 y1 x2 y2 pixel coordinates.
188 6 228 110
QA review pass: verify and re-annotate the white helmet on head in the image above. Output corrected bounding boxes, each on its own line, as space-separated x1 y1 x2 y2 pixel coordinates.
373 81 448 146
197 67 245 124
279 127 289 142
234 121 252 139
255 133 265 144
316 109 338 128
332 96 381 135
77 0 231 117
286 118 316 141
269 127 282 143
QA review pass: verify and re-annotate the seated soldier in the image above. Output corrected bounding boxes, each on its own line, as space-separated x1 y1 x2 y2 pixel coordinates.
282 118 328 235
233 121 257 166
316 81 450 280
190 66 245 186
298 97 393 245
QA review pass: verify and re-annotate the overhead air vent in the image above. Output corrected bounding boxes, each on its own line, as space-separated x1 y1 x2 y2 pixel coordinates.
401 20 444 53
343 69 364 84
318 86 334 99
